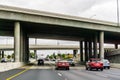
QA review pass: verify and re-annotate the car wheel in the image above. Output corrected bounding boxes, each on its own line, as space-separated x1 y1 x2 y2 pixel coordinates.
90 67 92 71
103 66 105 69
108 66 110 69
100 68 103 71
67 68 69 70
55 68 58 70
86 67 88 70
96 68 99 71
88 67 92 71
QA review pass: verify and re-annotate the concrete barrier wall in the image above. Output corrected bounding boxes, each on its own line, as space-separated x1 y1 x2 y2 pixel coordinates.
0 62 24 72
111 63 120 69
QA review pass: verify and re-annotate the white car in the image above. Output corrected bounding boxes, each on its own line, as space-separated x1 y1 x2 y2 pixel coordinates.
101 59 110 69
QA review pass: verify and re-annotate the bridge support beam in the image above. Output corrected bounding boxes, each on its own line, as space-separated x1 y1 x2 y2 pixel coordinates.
73 49 77 58
84 41 89 61
14 22 21 62
0 51 1 59
115 44 118 49
14 22 29 63
99 31 104 59
93 34 98 58
89 42 92 59
34 50 37 60
1 51 4 58
80 41 84 62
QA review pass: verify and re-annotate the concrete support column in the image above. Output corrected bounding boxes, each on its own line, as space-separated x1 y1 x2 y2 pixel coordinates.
73 50 77 58
93 34 98 58
34 50 37 60
14 22 21 62
0 51 1 59
80 41 83 62
89 42 92 59
21 28 29 63
84 41 88 61
99 31 104 59
1 51 4 58
14 22 29 63
115 44 118 49
24 36 29 63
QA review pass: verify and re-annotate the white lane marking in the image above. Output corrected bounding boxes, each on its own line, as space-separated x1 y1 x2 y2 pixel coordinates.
58 73 62 76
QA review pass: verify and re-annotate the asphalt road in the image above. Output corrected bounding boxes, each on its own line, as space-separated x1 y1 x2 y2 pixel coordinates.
1 66 120 80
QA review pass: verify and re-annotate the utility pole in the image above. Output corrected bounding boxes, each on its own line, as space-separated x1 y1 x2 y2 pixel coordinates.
117 0 119 26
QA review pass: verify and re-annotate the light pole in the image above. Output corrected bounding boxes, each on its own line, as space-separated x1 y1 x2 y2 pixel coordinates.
117 0 119 26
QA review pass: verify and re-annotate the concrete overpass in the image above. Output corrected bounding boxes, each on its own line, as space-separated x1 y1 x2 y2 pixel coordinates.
0 44 80 50
0 5 120 66
0 44 115 50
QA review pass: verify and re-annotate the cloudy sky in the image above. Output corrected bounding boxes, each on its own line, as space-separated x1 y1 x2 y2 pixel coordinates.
0 0 119 22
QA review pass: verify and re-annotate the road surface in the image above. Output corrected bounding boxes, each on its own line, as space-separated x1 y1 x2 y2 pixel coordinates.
1 66 120 80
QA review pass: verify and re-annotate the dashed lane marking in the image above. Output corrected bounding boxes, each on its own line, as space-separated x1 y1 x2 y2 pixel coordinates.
58 73 62 76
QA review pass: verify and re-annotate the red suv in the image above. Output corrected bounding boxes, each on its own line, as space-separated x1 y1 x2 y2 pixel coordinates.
86 58 103 71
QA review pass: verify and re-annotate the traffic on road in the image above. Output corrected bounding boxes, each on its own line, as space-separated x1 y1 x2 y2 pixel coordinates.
0 59 120 80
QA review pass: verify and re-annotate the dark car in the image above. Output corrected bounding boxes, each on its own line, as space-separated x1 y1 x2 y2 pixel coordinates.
1 58 7 63
38 59 44 65
86 58 103 71
55 60 70 70
67 59 75 66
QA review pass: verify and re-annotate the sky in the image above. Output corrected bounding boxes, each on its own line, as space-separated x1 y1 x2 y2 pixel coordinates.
0 0 119 22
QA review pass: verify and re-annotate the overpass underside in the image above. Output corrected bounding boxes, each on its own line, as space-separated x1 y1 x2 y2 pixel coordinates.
0 5 120 64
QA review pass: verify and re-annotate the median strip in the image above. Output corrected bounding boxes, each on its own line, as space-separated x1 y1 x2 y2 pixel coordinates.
6 66 32 80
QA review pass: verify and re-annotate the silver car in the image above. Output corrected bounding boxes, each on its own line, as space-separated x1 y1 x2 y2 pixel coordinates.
101 59 110 69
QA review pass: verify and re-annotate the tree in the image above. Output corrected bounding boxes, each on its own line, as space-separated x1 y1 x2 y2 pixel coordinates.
61 54 65 59
53 53 56 59
7 55 11 59
11 53 14 59
30 52 35 58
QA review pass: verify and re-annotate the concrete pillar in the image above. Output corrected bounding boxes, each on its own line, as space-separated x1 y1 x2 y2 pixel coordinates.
115 44 118 49
24 36 29 63
80 41 83 62
84 41 88 61
14 22 29 63
89 42 92 59
99 31 104 59
73 50 77 58
93 34 98 58
21 27 29 63
1 51 4 58
0 51 1 59
34 50 37 60
14 22 21 62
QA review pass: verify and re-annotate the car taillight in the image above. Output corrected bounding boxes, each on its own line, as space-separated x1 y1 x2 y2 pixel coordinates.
100 62 103 65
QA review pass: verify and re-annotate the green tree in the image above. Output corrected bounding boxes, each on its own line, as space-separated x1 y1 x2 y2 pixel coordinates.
7 55 11 59
61 54 65 59
30 52 35 58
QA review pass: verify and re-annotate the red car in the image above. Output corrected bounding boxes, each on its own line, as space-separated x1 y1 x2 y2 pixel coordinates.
86 58 103 71
55 60 70 70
